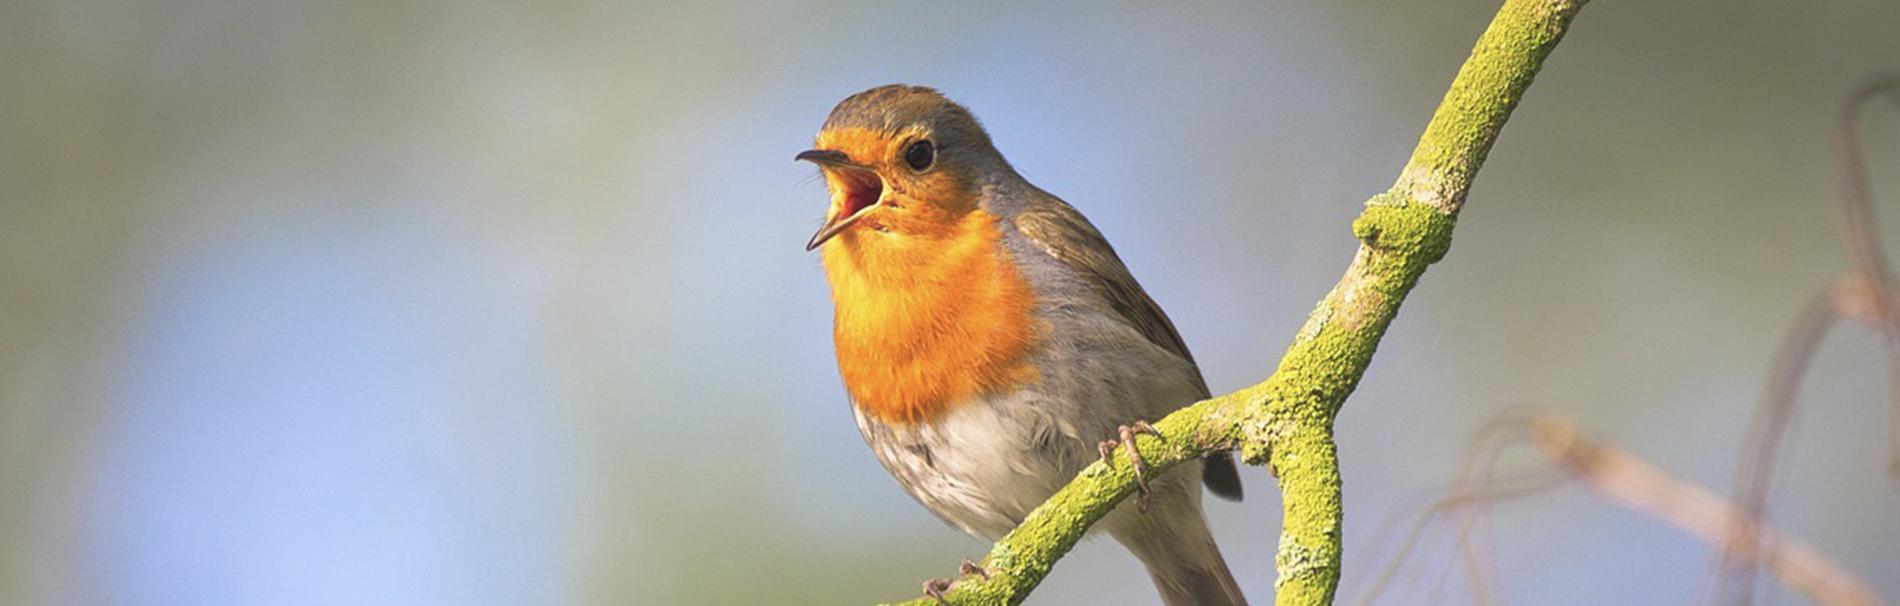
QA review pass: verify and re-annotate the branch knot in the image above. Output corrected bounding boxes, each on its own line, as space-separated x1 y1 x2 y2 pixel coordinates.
1352 196 1456 264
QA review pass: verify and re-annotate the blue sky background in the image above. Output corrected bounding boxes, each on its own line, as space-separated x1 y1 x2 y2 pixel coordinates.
4 1 1900 604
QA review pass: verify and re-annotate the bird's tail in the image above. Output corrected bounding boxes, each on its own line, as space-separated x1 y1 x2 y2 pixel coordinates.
1109 463 1248 606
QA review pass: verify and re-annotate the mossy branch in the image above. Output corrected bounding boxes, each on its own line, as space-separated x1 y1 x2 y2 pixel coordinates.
883 1 1588 604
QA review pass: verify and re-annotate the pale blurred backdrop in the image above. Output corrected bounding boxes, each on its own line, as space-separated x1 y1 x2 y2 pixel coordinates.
4 1 1899 604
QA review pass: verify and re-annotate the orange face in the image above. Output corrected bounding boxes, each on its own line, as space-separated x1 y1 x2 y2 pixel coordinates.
803 125 977 251
802 125 1040 425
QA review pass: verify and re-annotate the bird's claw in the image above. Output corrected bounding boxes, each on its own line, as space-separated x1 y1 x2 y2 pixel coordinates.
1098 421 1160 511
924 559 987 603
924 577 953 603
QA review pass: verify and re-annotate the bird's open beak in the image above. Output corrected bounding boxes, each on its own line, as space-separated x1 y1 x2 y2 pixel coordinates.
797 149 883 251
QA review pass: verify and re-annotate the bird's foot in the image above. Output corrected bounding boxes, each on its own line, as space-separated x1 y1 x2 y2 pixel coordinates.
923 559 987 603
1097 420 1160 511
959 557 990 579
923 577 953 603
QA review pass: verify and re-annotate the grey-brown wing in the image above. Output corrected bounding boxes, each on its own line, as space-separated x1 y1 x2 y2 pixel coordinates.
1013 195 1243 501
1014 198 1206 390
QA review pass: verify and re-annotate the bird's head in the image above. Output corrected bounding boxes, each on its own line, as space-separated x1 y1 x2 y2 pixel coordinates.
798 85 1008 251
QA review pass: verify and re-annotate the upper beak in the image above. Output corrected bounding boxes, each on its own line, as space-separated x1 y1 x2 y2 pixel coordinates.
794 149 858 168
797 149 880 251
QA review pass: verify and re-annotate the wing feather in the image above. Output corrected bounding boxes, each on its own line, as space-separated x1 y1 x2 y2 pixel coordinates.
1013 194 1243 501
1014 198 1206 391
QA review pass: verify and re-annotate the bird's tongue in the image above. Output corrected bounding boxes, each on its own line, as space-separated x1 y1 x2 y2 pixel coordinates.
838 170 882 218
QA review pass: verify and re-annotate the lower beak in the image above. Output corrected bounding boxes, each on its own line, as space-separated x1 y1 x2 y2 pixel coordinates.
806 210 868 251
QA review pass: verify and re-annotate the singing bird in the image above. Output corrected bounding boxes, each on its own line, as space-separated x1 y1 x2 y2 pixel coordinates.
800 85 1246 606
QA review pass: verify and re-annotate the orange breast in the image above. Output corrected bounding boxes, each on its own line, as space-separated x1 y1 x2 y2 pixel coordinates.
822 208 1040 425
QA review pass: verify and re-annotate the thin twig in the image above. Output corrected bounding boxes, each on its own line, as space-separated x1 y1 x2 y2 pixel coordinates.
1831 76 1900 482
1714 76 1900 606
1530 416 1884 606
1715 290 1838 606
1352 413 1563 605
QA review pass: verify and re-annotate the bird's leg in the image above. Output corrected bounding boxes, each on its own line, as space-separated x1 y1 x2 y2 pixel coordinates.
959 557 990 580
1098 421 1161 511
923 558 988 603
923 577 953 603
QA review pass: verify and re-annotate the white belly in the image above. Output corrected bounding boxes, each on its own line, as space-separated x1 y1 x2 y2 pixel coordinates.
853 390 1091 539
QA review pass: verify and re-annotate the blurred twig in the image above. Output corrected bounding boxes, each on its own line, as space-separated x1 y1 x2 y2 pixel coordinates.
1357 412 1883 606
1715 75 1900 606
1530 416 1884 606
1830 76 1900 482
1351 413 1562 606
1354 75 1900 606
1716 290 1838 605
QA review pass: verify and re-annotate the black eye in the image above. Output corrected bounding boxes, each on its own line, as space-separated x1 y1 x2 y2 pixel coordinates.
903 140 935 171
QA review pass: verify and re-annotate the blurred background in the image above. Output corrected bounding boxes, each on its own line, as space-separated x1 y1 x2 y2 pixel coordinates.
4 1 1899 604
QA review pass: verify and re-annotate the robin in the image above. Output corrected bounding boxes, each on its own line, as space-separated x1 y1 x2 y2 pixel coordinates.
800 85 1246 606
